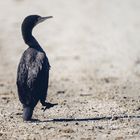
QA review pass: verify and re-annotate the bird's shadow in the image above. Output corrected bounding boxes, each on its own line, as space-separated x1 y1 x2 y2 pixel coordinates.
30 115 140 123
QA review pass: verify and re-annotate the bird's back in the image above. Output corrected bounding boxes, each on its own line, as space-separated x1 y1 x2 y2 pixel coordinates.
17 47 50 107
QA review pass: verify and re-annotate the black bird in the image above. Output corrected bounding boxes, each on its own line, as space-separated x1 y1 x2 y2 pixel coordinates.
17 15 57 121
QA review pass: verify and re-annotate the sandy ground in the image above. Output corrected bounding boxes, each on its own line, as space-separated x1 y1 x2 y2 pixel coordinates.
0 0 140 139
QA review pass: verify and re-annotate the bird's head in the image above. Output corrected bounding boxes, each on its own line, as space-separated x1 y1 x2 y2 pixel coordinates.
21 15 53 45
22 15 53 31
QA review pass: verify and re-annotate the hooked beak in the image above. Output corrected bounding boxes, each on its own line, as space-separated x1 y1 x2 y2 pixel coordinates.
36 16 53 25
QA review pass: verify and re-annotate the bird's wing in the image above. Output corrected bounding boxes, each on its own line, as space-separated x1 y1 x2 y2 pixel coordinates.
37 56 50 105
26 54 50 105
17 58 30 105
17 52 50 107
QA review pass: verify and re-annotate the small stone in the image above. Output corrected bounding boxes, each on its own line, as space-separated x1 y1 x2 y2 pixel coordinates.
75 122 79 125
10 116 13 119
136 107 140 111
57 91 65 94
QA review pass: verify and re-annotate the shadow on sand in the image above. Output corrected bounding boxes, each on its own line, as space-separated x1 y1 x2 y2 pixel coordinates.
30 115 140 123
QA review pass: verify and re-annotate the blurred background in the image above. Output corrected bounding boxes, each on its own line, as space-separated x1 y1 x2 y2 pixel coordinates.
0 0 140 82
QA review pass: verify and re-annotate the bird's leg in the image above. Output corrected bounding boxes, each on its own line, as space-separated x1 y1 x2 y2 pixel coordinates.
23 106 34 121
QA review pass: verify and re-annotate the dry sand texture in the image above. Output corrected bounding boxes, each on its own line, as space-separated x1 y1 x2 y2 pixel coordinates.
0 0 140 139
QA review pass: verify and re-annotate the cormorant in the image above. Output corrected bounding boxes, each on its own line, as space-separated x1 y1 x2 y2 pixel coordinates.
17 15 57 121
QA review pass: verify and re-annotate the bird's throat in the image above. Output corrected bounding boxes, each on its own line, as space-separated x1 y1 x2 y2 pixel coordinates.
22 30 40 49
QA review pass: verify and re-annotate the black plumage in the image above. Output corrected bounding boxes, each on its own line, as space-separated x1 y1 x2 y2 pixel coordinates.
16 15 57 121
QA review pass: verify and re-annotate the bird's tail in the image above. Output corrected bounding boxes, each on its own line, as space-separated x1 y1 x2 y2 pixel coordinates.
23 106 34 121
43 102 58 112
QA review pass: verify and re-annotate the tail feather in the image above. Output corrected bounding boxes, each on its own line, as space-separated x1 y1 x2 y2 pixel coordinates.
43 102 58 112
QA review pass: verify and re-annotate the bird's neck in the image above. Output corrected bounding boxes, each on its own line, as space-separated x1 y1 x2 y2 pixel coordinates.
22 29 43 51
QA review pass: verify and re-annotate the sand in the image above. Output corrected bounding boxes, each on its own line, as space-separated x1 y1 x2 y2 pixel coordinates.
0 0 140 139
